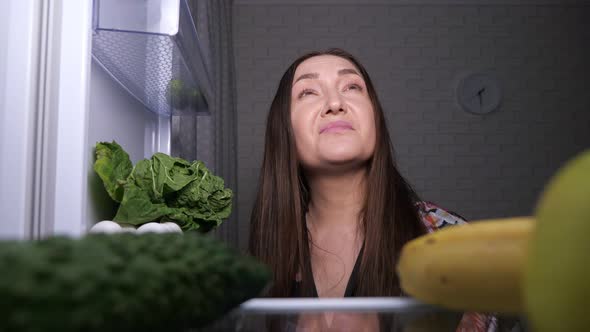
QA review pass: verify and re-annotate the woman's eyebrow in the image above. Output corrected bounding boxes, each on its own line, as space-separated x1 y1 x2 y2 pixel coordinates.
294 68 360 84
294 72 319 84
338 68 360 77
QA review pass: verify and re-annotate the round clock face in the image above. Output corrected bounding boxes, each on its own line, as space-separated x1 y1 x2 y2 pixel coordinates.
457 73 502 115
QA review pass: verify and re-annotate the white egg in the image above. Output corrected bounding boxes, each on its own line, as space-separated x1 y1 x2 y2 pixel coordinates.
136 222 168 234
162 222 183 234
89 220 122 234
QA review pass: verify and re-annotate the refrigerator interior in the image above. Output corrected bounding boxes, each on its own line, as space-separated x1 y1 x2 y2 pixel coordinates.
0 0 210 238
86 0 210 232
86 60 170 228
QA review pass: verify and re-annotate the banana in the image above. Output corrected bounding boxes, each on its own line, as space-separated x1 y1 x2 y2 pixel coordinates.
396 217 534 314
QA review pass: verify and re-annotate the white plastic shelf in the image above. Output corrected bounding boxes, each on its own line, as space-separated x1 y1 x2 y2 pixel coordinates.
91 0 211 116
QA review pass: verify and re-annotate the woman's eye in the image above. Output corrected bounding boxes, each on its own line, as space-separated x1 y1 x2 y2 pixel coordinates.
298 89 315 99
345 84 363 92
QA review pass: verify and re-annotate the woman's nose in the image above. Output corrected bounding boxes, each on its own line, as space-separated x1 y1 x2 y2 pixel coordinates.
322 91 346 116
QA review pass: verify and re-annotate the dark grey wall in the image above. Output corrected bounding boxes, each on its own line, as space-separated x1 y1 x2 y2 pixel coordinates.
234 2 590 250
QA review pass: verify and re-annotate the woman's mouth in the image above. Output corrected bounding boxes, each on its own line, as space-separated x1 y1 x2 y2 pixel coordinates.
320 120 354 134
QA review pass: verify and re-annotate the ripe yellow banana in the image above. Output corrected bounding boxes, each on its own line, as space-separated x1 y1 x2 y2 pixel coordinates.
396 217 534 314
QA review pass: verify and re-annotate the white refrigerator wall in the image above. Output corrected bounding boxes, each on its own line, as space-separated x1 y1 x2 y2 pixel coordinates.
0 0 47 239
87 60 170 227
0 0 171 238
0 2 7 105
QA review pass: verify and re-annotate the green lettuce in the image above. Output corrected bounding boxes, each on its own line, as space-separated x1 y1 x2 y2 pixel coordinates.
93 142 133 202
93 141 233 232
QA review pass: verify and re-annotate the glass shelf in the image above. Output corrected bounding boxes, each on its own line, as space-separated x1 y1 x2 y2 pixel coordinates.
197 297 529 331
91 0 211 116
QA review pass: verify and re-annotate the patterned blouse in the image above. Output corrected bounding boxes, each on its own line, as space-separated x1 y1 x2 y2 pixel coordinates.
291 201 498 331
416 201 498 332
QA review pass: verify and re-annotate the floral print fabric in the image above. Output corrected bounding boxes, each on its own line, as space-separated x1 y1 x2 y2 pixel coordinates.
416 201 498 332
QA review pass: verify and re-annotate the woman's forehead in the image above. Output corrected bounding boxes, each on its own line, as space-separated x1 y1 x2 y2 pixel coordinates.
293 55 359 79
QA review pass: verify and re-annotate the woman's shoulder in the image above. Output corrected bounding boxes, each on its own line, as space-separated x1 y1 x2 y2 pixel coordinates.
415 201 468 233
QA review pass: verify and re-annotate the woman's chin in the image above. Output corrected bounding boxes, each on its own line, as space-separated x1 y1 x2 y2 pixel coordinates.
317 144 368 163
322 155 362 166
297 143 373 172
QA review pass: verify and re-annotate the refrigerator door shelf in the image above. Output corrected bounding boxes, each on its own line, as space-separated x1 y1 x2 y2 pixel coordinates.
92 0 211 117
95 0 181 36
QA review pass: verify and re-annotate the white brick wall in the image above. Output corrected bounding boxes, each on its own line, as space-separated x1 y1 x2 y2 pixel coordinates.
234 3 590 250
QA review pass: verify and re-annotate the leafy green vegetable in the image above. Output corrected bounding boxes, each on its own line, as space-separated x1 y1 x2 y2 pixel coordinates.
94 141 233 232
166 79 188 109
93 142 133 202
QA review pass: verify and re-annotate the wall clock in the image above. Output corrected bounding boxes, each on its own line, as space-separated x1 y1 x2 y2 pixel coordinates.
457 73 502 115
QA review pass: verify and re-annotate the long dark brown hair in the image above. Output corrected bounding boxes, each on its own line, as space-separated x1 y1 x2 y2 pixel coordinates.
249 48 427 298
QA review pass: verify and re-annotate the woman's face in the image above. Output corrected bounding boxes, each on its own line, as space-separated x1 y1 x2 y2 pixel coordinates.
290 55 376 172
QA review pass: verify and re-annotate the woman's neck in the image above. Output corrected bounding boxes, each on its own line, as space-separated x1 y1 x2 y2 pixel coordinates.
305 167 367 233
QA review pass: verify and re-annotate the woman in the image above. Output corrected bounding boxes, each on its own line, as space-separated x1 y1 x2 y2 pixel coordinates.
249 48 495 331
